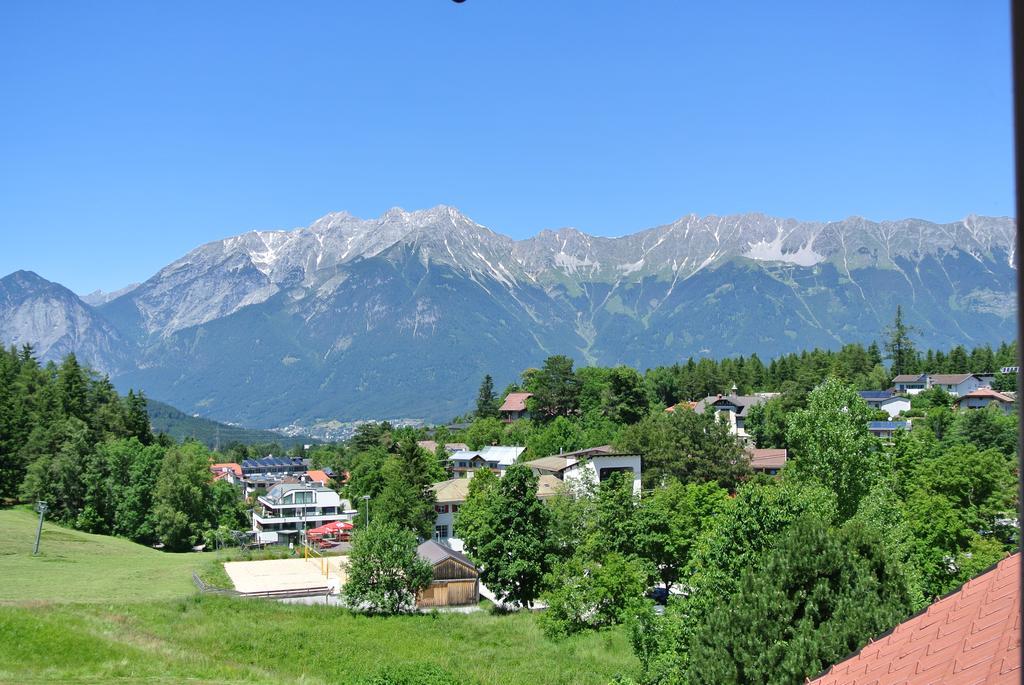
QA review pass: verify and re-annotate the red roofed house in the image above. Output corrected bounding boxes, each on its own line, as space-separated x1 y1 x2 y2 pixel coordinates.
210 463 242 484
953 388 1016 414
499 392 532 423
809 553 1020 685
303 469 332 486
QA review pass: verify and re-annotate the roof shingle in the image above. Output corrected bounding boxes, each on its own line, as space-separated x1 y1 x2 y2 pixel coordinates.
809 553 1020 685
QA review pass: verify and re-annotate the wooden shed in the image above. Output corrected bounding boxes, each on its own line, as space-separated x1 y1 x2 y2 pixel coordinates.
416 540 479 608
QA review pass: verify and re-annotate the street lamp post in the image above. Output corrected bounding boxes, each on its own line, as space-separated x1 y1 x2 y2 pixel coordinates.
33 501 48 556
361 494 370 528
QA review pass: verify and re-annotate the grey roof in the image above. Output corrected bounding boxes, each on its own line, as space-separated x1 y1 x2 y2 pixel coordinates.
417 540 476 569
694 394 773 418
929 373 977 385
858 390 894 400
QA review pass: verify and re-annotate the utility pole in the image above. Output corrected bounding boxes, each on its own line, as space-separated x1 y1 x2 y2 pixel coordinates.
32 501 48 556
362 494 370 528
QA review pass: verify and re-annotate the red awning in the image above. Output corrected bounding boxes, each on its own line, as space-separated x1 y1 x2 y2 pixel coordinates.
307 521 353 537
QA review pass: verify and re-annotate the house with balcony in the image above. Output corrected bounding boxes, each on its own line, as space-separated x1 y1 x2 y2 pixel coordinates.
251 483 354 545
524 445 643 495
953 388 1016 414
890 373 929 394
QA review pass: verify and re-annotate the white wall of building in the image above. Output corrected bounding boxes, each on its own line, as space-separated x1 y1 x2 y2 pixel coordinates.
564 455 642 496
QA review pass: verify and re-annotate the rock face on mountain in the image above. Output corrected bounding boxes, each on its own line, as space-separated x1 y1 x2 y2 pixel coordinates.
0 271 129 375
0 208 1016 426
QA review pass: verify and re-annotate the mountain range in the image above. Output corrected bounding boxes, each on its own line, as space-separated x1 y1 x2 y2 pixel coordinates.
0 207 1016 428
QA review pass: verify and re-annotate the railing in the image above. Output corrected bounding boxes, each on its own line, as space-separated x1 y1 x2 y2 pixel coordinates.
192 571 331 599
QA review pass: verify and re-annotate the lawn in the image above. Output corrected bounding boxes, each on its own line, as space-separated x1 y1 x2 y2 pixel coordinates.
0 507 200 603
0 508 638 684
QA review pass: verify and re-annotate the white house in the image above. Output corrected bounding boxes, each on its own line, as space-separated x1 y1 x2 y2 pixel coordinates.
447 445 526 477
692 392 779 442
891 374 930 395
953 388 1016 414
858 390 911 418
928 373 992 398
429 474 562 549
524 445 642 496
890 373 993 397
251 483 354 545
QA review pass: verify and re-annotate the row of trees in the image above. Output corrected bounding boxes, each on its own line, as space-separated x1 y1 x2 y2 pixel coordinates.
478 336 1016 423
0 346 247 550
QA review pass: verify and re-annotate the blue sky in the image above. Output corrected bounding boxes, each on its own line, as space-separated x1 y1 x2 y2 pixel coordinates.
0 1 1014 294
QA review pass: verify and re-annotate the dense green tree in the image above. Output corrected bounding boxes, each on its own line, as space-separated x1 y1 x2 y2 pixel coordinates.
152 442 213 551
349 422 394 453
525 416 583 460
991 370 1017 392
475 374 500 419
633 480 729 593
687 518 913 685
20 416 92 524
208 479 249 530
604 366 650 425
453 466 500 549
617 407 748 489
462 416 505 450
372 436 437 538
123 390 154 446
540 552 650 638
458 465 551 607
686 479 839 616
904 443 1015 598
342 522 433 613
587 470 638 558
785 378 880 520
526 355 581 422
744 397 789 449
946 404 1017 456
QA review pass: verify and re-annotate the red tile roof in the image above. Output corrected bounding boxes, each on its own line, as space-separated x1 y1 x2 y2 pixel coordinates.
809 553 1020 685
500 392 532 412
304 469 331 485
665 401 698 412
954 388 1016 405
210 462 242 477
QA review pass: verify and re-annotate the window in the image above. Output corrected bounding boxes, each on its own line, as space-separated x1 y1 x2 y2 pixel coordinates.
451 504 459 512
598 466 635 483
434 525 448 540
435 504 449 513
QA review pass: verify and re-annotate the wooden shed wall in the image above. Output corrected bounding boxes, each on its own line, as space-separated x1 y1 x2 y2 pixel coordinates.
418 579 479 607
433 558 477 581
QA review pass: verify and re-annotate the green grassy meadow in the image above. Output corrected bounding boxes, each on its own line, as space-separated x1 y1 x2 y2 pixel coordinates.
0 508 637 684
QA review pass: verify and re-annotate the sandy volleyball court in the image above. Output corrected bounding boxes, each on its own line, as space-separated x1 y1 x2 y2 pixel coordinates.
224 556 347 594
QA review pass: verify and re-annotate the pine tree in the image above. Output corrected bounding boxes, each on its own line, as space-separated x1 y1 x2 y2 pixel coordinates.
883 305 918 376
688 518 913 685
474 374 500 419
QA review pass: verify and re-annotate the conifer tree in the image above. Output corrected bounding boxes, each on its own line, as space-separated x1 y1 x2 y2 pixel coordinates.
474 374 500 419
884 305 918 376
